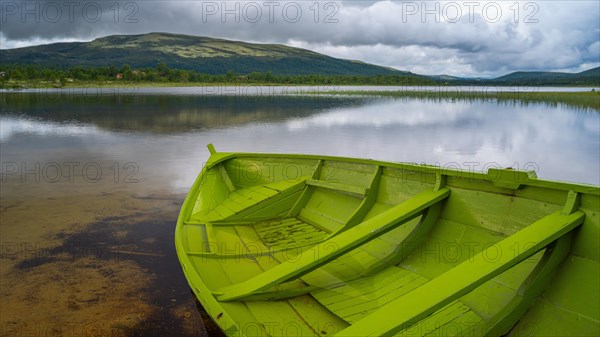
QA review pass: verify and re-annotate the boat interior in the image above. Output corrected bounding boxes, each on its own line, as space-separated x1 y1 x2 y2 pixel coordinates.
177 150 599 336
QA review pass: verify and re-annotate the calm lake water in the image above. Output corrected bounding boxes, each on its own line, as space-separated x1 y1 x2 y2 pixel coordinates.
1 89 599 336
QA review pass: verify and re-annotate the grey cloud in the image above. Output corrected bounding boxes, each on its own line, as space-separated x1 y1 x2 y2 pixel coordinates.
1 0 598 76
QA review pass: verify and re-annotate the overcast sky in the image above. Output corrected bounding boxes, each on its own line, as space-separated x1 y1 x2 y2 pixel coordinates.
1 0 598 77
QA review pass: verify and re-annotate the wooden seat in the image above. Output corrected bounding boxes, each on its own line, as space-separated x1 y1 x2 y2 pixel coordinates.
188 179 306 223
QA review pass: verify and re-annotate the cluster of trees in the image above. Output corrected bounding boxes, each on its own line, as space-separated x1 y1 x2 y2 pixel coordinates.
0 63 436 86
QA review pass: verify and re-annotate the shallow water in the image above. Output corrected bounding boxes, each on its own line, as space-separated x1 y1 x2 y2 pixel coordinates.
1 91 598 336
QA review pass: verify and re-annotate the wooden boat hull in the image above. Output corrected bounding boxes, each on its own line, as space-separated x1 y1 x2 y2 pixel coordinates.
175 145 600 336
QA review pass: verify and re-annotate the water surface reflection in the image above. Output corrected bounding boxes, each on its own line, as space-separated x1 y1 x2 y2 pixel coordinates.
3 94 596 188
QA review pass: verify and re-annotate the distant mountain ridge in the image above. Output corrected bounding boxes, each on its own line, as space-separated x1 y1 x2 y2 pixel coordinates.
438 67 599 86
488 67 600 86
0 32 598 86
0 32 417 77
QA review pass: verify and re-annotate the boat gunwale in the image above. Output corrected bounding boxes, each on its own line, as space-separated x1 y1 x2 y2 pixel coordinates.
205 151 600 195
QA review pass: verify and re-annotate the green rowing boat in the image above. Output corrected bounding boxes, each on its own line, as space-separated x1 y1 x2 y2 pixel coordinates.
175 144 599 336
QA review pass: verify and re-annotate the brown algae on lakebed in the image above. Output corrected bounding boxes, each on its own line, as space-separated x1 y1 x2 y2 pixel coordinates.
0 186 213 336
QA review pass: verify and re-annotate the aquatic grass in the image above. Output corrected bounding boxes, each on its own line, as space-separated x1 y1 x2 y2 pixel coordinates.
314 90 600 111
2 80 598 111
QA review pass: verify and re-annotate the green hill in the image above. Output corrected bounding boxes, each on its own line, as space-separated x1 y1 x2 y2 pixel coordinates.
0 32 415 77
1 32 597 86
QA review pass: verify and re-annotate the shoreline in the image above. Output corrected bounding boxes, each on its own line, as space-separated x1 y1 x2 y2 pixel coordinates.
1 80 599 90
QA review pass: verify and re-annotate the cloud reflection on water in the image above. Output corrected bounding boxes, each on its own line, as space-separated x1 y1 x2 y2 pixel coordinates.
1 96 598 193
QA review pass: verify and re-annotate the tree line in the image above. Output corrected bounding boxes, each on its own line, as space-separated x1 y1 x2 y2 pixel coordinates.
0 63 437 86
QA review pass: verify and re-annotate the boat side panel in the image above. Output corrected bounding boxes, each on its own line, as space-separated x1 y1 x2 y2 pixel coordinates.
376 170 434 206
510 195 600 336
223 157 318 189
228 152 599 195
440 183 562 235
190 164 231 217
318 160 376 188
538 255 599 325
571 194 600 262
183 225 210 253
511 255 600 336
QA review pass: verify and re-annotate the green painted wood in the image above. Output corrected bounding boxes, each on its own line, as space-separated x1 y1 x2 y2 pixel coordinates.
312 265 484 336
330 166 382 237
219 213 348 336
562 190 581 215
313 267 427 322
299 248 389 291
205 223 216 253
288 160 323 216
182 224 209 252
190 180 304 223
222 190 258 208
188 165 230 219
488 168 537 189
312 267 411 304
248 185 278 197
318 160 376 187
335 274 425 319
306 178 368 196
509 254 600 336
186 217 327 260
203 151 600 195
223 157 318 188
223 180 306 220
286 295 349 335
204 153 237 169
206 236 320 336
254 218 301 233
303 188 363 224
478 233 575 337
207 143 217 154
254 218 327 250
220 164 236 192
419 302 483 337
252 194 305 219
213 188 450 301
176 150 600 337
366 202 444 275
375 170 434 206
335 210 585 337
298 207 343 233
